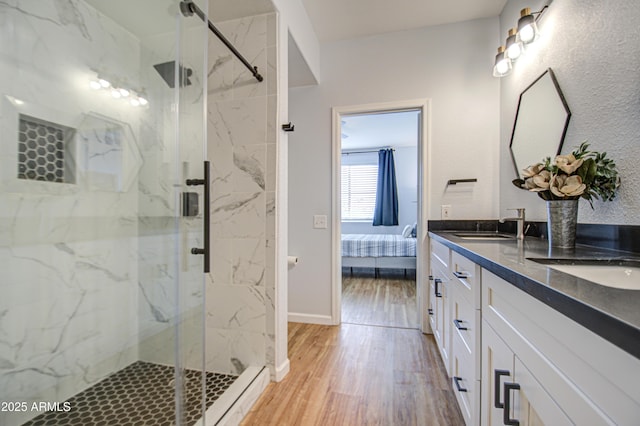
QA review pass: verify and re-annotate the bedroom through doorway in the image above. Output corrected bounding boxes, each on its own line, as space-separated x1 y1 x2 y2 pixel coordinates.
339 109 420 329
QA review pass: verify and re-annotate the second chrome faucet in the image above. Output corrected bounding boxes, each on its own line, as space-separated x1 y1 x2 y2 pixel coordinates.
500 208 526 240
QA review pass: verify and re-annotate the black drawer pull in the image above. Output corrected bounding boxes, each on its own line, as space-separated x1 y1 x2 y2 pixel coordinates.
494 369 510 409
453 319 467 330
453 376 467 392
428 275 433 281
428 308 434 315
434 278 442 298
453 271 470 279
503 382 521 426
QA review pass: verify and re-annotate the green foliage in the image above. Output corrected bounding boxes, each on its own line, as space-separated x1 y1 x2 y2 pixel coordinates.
513 141 620 209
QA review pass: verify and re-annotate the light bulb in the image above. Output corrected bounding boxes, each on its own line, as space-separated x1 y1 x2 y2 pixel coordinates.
119 88 130 97
492 46 512 78
130 98 140 107
111 89 122 99
518 24 536 43
99 78 111 88
89 80 102 90
505 28 524 60
516 8 539 44
138 97 148 106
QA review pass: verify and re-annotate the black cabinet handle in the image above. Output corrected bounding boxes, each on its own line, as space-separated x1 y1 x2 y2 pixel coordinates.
186 161 210 273
453 376 467 392
494 369 511 409
453 319 467 330
428 275 433 281
453 271 470 279
428 308 434 315
503 382 521 426
434 278 442 298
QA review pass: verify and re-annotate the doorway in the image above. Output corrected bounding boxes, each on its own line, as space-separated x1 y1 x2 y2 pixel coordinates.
331 100 430 332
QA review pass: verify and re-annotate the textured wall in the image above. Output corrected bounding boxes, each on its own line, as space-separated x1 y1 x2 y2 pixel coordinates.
499 0 640 223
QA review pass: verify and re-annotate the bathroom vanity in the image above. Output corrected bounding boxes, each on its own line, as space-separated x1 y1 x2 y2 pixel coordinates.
428 230 640 425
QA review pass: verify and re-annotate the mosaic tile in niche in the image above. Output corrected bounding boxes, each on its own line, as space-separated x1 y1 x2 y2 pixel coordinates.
17 115 74 183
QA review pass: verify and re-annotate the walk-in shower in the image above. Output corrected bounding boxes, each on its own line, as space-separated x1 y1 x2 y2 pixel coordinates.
1 0 276 424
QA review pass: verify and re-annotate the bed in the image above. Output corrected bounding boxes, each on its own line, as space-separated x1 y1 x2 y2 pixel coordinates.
341 234 417 277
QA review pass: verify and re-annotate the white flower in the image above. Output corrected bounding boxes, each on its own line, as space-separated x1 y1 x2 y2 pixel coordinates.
555 154 584 174
524 170 551 192
550 175 586 197
522 163 545 178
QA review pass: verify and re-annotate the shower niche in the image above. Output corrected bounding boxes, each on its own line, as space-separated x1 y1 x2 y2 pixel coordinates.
17 114 75 184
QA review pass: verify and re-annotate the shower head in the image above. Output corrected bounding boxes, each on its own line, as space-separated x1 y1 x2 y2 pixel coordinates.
153 61 193 88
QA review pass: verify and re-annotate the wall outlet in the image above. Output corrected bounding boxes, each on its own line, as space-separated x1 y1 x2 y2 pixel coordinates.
313 215 328 229
441 205 452 219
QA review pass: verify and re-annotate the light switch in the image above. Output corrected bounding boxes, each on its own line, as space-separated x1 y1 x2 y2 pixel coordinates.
313 215 328 229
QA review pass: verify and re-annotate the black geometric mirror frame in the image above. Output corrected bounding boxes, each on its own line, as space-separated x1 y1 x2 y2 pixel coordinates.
509 68 572 179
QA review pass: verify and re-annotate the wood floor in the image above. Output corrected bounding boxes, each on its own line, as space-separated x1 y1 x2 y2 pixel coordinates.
342 270 418 329
241 322 464 426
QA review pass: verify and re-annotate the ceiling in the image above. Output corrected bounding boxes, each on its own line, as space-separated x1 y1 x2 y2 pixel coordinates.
85 0 274 38
301 0 507 43
341 110 420 151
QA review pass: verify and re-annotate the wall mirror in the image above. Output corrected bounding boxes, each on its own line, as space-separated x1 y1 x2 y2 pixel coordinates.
509 68 571 179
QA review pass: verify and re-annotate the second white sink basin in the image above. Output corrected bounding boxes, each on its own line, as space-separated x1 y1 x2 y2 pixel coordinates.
529 259 640 290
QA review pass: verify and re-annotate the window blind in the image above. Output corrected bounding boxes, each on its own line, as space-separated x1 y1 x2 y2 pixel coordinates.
341 164 378 220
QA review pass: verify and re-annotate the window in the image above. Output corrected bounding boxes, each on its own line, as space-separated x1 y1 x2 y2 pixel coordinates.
341 163 378 220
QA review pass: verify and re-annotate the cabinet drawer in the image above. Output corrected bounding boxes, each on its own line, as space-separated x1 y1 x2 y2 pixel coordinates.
431 239 450 271
452 330 479 426
451 289 479 361
451 251 480 308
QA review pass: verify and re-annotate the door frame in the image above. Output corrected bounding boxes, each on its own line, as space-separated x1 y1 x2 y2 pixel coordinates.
330 99 431 332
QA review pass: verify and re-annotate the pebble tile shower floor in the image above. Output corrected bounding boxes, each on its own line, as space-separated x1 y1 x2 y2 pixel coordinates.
23 361 237 426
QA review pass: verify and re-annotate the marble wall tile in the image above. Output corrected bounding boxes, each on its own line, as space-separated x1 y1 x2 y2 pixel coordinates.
211 191 265 239
206 284 266 332
205 11 278 378
208 97 267 147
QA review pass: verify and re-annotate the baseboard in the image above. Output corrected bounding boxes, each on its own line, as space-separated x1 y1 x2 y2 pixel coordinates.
288 312 334 325
272 358 290 382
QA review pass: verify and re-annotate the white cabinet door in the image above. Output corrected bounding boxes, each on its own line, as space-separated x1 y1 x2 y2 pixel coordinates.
429 264 450 374
511 356 572 426
482 320 515 426
482 321 572 426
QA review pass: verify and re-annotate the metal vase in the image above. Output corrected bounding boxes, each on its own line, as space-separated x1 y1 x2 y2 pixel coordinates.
546 199 579 248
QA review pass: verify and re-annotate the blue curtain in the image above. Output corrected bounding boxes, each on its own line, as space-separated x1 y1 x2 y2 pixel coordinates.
373 149 399 226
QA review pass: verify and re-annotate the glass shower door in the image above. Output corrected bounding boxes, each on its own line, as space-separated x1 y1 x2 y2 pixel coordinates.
0 1 208 425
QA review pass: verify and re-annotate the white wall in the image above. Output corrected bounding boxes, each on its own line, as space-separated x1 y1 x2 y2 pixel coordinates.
288 18 501 319
499 0 640 223
271 0 320 83
341 146 418 235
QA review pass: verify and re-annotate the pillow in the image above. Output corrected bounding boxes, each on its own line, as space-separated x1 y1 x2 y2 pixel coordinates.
402 224 412 238
410 222 417 238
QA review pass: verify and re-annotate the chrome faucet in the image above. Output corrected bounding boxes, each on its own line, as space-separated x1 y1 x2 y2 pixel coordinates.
500 208 526 240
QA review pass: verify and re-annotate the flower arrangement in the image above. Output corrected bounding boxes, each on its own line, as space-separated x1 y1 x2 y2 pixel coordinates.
512 142 620 208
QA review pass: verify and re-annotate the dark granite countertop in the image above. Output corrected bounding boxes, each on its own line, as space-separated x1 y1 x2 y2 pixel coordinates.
429 231 640 360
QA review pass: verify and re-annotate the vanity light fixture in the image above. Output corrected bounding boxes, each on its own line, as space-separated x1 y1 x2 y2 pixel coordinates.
493 46 512 77
493 3 550 77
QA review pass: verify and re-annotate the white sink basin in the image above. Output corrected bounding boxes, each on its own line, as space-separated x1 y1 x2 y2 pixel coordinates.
548 264 640 290
530 259 640 290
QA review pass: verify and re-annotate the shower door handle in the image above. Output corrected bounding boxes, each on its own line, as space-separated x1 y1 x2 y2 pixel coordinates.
186 161 210 273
